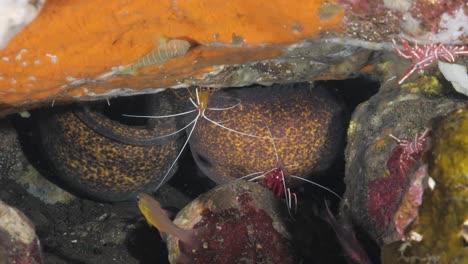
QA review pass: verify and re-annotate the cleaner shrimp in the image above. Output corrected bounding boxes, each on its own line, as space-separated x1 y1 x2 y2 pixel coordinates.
124 87 271 192
240 123 342 214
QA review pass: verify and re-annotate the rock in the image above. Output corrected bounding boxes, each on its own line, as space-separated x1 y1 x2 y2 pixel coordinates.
438 61 468 97
166 180 295 264
15 164 75 205
381 106 468 264
0 1 354 115
0 120 25 185
0 119 74 204
0 200 42 264
344 77 467 244
0 0 466 118
0 37 372 117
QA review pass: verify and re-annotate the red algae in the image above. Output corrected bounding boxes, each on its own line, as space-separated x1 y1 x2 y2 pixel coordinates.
177 192 294 264
409 0 465 33
337 0 385 17
367 135 426 230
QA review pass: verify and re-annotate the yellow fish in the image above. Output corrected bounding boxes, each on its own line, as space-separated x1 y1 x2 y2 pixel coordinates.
137 192 193 244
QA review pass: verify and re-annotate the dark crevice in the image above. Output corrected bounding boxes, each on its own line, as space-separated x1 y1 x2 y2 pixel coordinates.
3 78 380 264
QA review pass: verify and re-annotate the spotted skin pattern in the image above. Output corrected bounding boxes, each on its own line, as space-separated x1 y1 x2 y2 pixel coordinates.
36 99 184 202
188 84 345 185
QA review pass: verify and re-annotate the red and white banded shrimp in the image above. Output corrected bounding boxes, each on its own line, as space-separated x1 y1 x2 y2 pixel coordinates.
388 128 429 176
241 123 342 214
124 87 270 192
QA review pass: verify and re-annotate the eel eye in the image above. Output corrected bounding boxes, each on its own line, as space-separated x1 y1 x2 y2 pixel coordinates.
136 195 141 201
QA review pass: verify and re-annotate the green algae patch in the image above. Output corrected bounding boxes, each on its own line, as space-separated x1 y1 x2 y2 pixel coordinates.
382 106 468 263
401 76 442 95
347 119 358 140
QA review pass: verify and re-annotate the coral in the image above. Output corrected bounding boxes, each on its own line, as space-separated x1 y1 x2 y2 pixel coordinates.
408 0 465 35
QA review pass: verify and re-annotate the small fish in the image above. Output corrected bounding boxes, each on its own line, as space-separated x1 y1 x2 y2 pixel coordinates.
137 192 194 244
120 37 191 74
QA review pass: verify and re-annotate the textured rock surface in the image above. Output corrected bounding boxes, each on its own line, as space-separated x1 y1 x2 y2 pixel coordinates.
0 124 200 263
344 77 467 244
0 39 372 117
0 0 348 115
167 180 294 264
381 106 468 264
0 0 466 117
340 0 467 43
0 120 26 182
0 200 42 264
0 119 75 204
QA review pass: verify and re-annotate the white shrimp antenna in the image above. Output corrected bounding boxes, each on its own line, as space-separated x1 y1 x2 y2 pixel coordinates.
153 114 200 192
263 120 280 165
124 87 284 194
